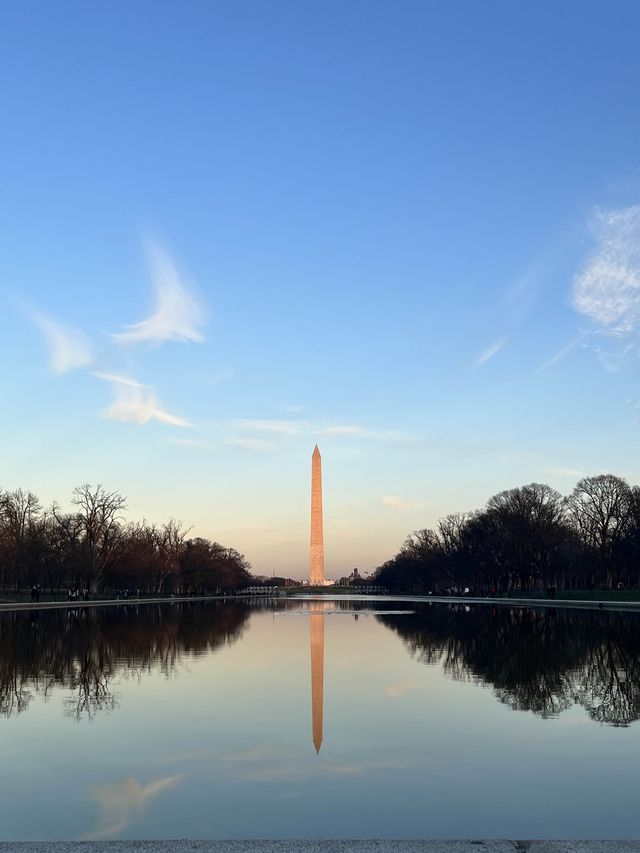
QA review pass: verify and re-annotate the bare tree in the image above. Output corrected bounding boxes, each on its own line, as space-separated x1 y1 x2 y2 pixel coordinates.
565 474 632 587
486 483 566 590
438 513 471 557
0 490 41 589
154 519 188 594
403 528 441 561
54 485 127 593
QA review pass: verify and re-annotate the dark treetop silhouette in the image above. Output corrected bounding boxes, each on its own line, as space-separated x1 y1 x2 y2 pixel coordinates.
0 483 253 596
374 474 640 595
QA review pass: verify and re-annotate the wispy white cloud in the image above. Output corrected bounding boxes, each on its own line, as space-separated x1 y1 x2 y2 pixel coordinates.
533 337 581 374
229 761 366 782
282 403 304 413
92 370 143 387
169 438 213 450
226 745 275 763
222 420 416 448
223 744 403 783
232 419 304 436
381 495 425 510
82 775 183 840
572 205 640 335
503 264 541 326
97 375 192 427
473 336 506 368
598 340 639 373
545 466 585 478
30 310 93 374
225 436 275 452
314 425 416 444
112 239 205 346
206 369 234 385
314 425 363 437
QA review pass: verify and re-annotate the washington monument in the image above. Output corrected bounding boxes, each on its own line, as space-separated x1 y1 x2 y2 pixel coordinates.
310 445 324 585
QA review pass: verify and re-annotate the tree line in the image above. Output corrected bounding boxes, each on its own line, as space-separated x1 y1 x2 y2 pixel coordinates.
374 474 640 594
0 483 253 595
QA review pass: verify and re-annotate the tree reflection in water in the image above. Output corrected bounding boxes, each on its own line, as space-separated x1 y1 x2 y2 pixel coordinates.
378 604 640 726
0 601 250 720
2 599 639 728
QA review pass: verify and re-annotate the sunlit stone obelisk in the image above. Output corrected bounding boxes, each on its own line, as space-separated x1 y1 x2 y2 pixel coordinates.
310 445 324 586
310 608 324 753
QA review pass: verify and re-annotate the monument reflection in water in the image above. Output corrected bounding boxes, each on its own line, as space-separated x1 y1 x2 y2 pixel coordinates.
310 606 324 753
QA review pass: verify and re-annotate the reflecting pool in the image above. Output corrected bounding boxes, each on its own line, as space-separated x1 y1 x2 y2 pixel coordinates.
1 596 639 840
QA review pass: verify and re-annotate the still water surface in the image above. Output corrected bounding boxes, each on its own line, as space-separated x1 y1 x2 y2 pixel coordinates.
1 596 639 840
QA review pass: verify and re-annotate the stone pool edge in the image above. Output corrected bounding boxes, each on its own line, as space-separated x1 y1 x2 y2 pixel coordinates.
3 592 640 615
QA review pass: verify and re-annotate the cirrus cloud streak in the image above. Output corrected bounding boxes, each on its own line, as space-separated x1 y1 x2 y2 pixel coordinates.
29 310 93 374
96 373 192 427
381 495 426 510
111 239 204 346
473 336 506 368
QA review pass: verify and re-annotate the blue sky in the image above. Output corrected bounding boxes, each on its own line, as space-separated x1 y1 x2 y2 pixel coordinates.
2 1 640 577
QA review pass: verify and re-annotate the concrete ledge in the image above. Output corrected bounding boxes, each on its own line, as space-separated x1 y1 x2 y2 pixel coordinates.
2 592 640 616
292 592 640 614
0 595 231 613
1 842 640 852
407 595 640 612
